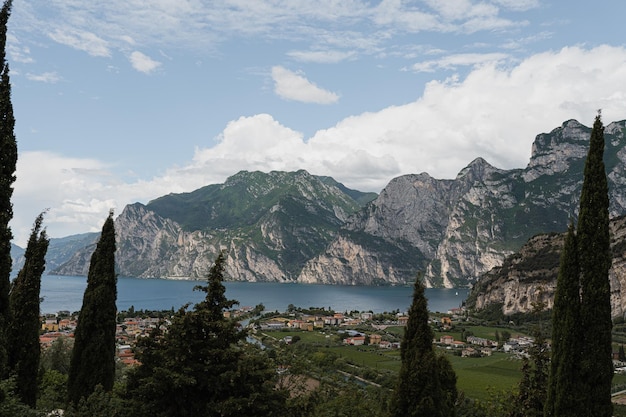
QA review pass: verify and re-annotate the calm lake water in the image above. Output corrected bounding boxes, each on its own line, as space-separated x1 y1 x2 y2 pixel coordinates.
40 274 468 315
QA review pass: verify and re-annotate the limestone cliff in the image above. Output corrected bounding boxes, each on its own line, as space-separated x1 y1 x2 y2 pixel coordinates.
466 216 626 318
300 119 626 288
53 170 372 281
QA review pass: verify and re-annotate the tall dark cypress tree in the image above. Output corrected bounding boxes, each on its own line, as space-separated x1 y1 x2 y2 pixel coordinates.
545 224 583 417
67 211 117 405
0 0 15 381
391 275 456 417
8 212 49 407
577 113 613 417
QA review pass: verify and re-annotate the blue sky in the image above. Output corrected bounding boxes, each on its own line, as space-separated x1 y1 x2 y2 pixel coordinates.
7 0 626 246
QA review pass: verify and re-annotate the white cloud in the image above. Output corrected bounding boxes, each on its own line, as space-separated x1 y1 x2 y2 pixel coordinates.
7 34 34 64
48 28 110 57
410 52 510 72
129 51 161 74
287 49 356 63
12 151 183 246
493 0 541 12
15 1 532 65
12 45 626 245
26 72 61 83
271 66 339 104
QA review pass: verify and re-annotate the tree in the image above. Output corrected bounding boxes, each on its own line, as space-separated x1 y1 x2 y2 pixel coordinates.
7 213 49 407
67 211 117 405
546 113 613 417
124 252 288 416
510 296 549 417
0 0 16 380
577 112 613 417
390 275 457 417
545 224 583 417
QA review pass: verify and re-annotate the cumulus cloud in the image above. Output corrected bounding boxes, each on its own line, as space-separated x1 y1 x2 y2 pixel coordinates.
129 51 161 74
11 45 626 245
172 45 626 189
271 66 339 104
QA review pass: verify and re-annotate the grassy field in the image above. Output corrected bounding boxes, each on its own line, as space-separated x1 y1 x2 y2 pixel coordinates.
260 327 626 402
447 352 522 400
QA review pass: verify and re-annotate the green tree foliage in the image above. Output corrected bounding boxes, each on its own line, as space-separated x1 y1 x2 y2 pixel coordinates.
0 0 15 380
577 113 613 417
510 298 549 417
7 213 49 407
123 252 288 417
40 336 72 376
545 224 583 416
65 385 123 417
390 276 457 417
0 379 39 417
305 382 391 417
37 369 67 414
67 211 117 405
546 113 613 417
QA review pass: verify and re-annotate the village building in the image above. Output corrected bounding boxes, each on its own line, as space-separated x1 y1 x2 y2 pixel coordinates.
343 336 366 346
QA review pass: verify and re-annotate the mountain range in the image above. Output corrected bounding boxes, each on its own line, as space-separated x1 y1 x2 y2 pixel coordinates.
12 119 626 292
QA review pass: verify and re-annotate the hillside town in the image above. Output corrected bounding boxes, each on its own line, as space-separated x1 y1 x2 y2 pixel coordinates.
37 304 547 369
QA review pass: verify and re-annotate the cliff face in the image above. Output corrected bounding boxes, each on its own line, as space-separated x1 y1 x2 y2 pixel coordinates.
300 119 626 288
53 170 372 281
466 216 626 318
51 119 626 288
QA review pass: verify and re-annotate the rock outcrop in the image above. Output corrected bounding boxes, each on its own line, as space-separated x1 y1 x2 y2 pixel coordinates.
53 170 373 281
466 216 626 318
301 119 626 287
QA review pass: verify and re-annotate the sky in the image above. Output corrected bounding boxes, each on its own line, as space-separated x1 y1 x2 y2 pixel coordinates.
6 0 626 247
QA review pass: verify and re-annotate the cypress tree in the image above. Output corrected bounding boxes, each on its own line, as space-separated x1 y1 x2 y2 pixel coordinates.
577 113 612 417
0 0 15 380
67 211 117 405
7 213 49 407
545 224 583 417
391 275 456 417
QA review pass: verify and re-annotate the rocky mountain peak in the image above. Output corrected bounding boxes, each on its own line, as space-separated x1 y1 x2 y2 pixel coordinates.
455 157 497 182
523 119 589 182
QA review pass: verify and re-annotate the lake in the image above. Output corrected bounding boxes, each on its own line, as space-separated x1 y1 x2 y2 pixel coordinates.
40 274 469 315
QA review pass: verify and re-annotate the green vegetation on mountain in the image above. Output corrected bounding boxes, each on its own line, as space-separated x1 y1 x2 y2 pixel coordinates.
147 170 366 231
317 175 378 206
67 212 117 405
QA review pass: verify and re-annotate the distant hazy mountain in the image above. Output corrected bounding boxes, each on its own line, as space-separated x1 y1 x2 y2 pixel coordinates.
11 232 99 278
50 119 626 289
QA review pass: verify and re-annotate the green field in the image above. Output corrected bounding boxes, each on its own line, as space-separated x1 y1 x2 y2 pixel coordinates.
260 327 626 402
447 352 522 400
